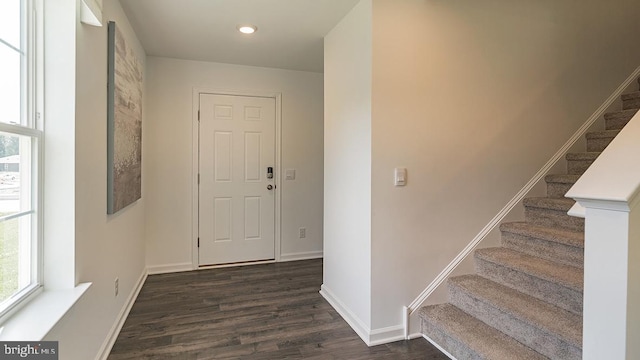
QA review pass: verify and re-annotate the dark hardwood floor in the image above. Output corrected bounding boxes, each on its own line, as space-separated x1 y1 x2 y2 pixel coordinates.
108 259 447 360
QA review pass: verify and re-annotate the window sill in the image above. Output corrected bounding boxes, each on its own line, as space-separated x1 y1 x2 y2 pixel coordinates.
0 283 91 340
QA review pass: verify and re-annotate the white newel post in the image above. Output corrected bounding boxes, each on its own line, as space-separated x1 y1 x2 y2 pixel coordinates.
571 198 640 360
566 111 640 360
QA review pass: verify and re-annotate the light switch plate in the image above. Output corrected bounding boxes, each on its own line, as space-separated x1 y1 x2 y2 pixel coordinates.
285 169 296 180
394 168 407 186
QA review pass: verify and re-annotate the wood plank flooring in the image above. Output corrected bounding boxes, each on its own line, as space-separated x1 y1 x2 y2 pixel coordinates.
108 259 447 360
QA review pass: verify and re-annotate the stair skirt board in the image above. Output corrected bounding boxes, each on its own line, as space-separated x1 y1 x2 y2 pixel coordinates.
413 68 640 359
423 334 458 360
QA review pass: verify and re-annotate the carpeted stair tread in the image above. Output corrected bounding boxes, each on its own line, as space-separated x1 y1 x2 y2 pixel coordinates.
621 91 640 110
523 197 575 211
604 109 638 130
501 223 584 268
585 130 621 151
419 304 548 360
544 174 581 198
544 174 581 183
565 152 600 176
565 152 600 161
449 275 582 351
604 108 638 119
585 129 621 139
500 222 583 248
620 91 640 101
475 247 583 292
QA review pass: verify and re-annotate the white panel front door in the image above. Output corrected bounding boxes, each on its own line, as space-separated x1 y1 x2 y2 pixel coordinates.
199 93 276 265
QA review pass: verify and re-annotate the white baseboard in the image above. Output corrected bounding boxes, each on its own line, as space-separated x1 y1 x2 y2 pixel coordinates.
95 268 148 360
148 254 322 274
319 284 371 345
369 324 406 346
319 284 407 346
147 262 194 275
279 250 323 262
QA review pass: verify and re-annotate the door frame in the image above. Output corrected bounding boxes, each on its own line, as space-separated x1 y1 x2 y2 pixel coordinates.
191 88 282 269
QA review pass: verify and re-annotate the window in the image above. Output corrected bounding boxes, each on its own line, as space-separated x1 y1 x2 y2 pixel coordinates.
0 0 43 319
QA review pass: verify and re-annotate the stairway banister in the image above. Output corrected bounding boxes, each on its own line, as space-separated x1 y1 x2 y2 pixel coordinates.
566 110 640 359
566 111 640 206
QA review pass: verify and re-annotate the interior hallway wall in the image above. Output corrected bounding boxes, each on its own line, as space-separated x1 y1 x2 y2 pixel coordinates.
44 0 147 359
322 0 373 338
144 57 324 270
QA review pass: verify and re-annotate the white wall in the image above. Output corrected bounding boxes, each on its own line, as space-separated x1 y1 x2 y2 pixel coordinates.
44 1 147 359
368 0 640 335
144 57 324 270
321 0 373 338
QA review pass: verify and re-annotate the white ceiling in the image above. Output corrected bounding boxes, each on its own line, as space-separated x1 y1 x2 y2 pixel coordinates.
119 0 360 73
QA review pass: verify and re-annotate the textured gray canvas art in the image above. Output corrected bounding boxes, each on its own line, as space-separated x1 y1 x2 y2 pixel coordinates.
108 21 142 214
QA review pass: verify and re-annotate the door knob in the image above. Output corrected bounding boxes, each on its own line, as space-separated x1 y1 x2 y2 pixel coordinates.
267 184 273 190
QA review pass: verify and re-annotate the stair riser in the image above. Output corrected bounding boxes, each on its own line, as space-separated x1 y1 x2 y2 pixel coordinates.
605 113 634 130
448 283 582 360
586 136 615 152
622 97 640 110
524 207 585 232
546 182 574 198
475 257 583 315
567 159 595 175
501 232 583 268
421 319 483 360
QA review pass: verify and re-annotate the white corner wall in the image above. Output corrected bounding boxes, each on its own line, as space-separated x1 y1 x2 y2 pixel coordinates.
367 0 640 337
321 0 373 341
43 1 147 359
144 58 324 271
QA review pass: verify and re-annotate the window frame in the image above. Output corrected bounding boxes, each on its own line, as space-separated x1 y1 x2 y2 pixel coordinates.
0 0 44 322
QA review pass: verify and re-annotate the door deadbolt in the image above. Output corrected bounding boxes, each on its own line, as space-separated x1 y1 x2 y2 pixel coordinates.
267 184 274 190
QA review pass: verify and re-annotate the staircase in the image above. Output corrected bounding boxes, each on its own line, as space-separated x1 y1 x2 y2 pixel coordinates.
419 78 640 359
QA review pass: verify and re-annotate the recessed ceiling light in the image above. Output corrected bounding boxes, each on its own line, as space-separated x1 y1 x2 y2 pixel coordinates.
237 25 257 34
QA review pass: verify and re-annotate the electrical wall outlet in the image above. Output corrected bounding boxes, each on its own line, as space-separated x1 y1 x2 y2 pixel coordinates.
299 227 306 238
115 278 119 297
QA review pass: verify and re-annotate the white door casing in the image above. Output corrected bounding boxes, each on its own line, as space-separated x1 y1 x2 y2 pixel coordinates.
198 93 276 266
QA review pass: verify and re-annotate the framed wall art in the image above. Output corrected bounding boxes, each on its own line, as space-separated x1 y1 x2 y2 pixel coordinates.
107 21 143 214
